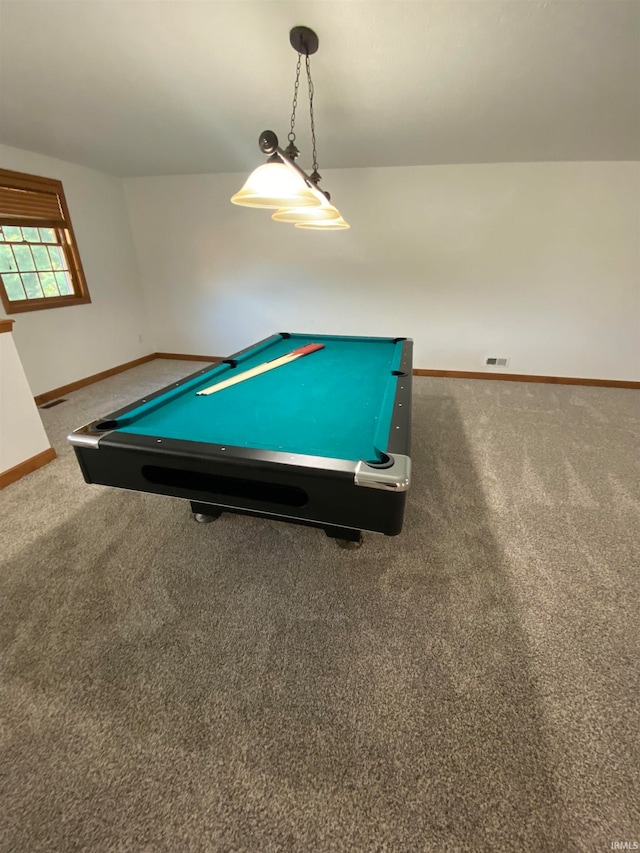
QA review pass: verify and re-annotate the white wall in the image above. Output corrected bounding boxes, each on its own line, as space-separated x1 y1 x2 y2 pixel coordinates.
0 144 151 396
0 330 52 472
125 161 640 381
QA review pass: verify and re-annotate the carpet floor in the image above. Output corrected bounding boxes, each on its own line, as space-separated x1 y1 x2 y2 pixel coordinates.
1 360 638 852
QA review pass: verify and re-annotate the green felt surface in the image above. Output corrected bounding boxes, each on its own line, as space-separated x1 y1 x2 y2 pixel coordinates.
117 334 403 462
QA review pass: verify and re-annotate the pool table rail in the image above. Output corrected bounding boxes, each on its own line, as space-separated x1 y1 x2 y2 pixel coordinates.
68 430 409 537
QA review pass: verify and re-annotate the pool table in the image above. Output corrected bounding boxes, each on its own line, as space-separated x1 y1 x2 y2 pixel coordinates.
68 333 412 546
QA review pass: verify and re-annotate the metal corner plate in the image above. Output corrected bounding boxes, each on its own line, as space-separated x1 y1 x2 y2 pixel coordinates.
354 454 411 491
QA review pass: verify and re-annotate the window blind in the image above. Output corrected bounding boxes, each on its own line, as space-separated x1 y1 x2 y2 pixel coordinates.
0 171 66 223
0 187 63 222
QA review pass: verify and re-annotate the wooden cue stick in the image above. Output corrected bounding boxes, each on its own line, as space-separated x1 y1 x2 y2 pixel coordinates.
196 342 325 396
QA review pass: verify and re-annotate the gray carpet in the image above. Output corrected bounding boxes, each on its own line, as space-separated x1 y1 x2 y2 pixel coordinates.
1 360 638 852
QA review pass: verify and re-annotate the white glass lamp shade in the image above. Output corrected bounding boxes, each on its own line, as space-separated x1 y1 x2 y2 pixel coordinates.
272 195 342 224
230 162 321 209
295 216 350 230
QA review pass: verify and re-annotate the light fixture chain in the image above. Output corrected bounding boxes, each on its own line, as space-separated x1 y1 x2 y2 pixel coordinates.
288 53 302 143
305 54 319 173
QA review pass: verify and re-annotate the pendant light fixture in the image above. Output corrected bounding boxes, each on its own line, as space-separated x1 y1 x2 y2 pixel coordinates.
231 26 349 230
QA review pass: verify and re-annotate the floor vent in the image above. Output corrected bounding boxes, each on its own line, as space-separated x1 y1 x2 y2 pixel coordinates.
39 398 67 409
485 357 509 367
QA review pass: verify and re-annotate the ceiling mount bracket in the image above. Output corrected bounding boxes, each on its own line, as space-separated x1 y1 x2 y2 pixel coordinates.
289 26 319 56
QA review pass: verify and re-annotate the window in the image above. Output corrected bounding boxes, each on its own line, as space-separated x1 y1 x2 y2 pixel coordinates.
0 169 90 313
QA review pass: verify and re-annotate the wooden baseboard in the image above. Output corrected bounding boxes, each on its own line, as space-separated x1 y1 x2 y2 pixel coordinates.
0 446 57 489
155 352 221 362
413 369 640 389
34 354 157 406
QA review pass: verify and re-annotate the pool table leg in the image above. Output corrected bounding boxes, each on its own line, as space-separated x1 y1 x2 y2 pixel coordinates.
192 506 223 523
325 527 363 549
334 535 363 549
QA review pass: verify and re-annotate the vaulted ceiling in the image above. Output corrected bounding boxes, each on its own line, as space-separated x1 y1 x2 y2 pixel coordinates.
1 0 638 176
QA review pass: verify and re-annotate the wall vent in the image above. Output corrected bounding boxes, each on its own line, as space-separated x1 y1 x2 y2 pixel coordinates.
485 357 509 368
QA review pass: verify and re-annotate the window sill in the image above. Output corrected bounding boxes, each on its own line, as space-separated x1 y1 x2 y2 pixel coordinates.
1 295 92 314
